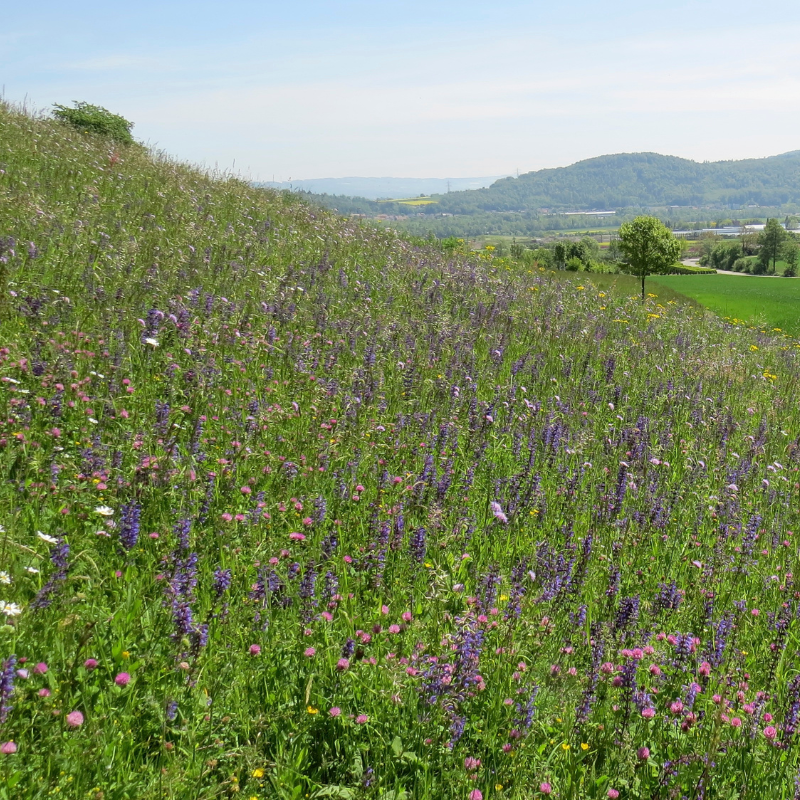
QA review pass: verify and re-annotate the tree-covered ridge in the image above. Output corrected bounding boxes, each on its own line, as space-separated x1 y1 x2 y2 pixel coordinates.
431 151 800 214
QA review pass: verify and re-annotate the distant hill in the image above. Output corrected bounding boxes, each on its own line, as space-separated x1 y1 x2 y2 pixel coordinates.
258 175 508 200
431 151 800 214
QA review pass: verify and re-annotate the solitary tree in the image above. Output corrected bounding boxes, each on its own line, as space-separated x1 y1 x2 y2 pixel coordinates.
618 216 681 302
758 218 787 274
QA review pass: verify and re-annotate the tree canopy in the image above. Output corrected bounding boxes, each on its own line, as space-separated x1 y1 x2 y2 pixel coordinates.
618 216 682 301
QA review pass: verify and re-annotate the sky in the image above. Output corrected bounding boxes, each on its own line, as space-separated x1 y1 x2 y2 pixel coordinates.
3 1 800 181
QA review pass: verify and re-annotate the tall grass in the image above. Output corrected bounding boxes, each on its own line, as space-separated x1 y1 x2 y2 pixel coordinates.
1 102 800 799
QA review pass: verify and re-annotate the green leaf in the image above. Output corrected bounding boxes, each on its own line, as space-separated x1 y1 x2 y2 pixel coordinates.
391 736 404 757
313 786 356 799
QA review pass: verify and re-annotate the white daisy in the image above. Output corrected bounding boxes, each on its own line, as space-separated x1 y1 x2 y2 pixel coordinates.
37 531 58 544
1 602 22 617
95 505 115 516
144 337 159 347
0 571 10 585
24 566 39 574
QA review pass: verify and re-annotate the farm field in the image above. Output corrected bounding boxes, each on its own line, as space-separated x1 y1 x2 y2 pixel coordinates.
4 102 800 800
651 274 800 335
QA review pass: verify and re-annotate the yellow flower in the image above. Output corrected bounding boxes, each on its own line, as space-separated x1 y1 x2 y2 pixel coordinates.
750 345 759 351
307 706 318 714
252 769 264 778
581 742 589 751
561 743 570 751
495 784 503 791
121 651 130 659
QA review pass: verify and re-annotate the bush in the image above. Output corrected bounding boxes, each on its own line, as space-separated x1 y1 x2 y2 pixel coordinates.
705 241 742 271
665 263 716 275
52 102 134 144
565 256 582 271
733 257 749 272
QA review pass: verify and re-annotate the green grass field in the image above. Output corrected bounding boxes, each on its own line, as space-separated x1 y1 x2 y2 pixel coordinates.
652 273 800 334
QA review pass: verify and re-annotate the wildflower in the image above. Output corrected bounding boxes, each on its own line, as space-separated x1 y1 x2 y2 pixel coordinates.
489 501 508 524
607 791 619 799
0 572 10 585
84 658 98 670
329 706 341 717
304 647 316 657
356 714 369 724
469 791 483 800
114 672 131 686
32 662 47 675
764 726 777 740
37 531 58 544
65 710 84 728
118 501 141 551
15 670 28 680
252 768 265 778
0 602 22 617
0 657 16 723
307 706 318 714
580 742 589 751
94 506 114 517
38 688 51 697
249 644 261 656
144 337 159 347
539 784 552 795
637 746 650 760
336 657 350 671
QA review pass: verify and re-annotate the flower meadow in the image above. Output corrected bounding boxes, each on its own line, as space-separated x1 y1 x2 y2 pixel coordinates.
2 104 800 800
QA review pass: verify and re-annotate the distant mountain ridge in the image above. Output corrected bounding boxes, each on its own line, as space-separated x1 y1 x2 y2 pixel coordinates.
431 151 800 214
258 176 508 200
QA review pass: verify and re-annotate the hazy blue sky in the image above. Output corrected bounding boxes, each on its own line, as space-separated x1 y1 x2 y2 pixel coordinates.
3 1 800 180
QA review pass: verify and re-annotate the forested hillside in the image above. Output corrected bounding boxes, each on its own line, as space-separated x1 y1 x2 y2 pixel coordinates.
432 151 800 213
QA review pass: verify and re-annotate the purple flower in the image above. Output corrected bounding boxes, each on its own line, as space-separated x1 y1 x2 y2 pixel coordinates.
212 568 232 598
0 656 16 724
119 502 142 551
490 501 508 524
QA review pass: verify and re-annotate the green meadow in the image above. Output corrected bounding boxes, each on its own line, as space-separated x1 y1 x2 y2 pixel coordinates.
651 274 800 335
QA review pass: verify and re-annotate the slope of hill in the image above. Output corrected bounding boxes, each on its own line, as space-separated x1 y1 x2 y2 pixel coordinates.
2 102 800 798
431 150 800 213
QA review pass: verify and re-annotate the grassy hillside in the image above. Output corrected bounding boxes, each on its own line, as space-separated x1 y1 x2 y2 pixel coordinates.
3 102 800 799
431 151 800 214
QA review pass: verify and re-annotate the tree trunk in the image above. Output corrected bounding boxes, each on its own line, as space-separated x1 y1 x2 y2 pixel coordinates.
641 272 645 303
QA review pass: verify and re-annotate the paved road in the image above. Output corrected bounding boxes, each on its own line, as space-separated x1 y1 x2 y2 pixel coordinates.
681 259 784 277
